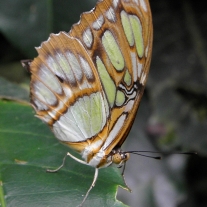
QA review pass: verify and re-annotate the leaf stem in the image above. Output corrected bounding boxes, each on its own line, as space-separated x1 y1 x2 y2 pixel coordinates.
0 180 6 207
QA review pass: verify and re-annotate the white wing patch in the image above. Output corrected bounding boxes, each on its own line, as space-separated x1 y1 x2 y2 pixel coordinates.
53 92 108 142
102 114 127 150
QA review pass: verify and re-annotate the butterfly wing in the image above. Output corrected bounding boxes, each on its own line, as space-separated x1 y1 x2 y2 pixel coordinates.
28 0 153 163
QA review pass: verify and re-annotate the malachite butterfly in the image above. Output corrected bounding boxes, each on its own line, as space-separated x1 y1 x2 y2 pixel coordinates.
21 0 153 205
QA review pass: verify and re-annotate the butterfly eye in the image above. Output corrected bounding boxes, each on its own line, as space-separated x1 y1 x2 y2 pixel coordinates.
111 151 130 165
112 152 123 164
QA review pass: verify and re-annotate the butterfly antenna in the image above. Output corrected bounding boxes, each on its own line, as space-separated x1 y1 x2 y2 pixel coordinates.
126 150 197 160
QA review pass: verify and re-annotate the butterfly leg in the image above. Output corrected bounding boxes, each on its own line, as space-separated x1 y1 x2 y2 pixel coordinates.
46 152 98 206
119 162 132 192
46 151 88 173
78 168 99 207
121 162 126 176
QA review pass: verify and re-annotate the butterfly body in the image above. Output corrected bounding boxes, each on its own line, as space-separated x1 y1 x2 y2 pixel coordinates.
22 0 153 205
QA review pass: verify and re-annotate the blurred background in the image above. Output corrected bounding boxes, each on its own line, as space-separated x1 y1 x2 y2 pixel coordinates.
0 0 206 207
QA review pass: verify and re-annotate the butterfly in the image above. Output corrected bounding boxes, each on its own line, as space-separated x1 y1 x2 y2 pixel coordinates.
21 0 153 206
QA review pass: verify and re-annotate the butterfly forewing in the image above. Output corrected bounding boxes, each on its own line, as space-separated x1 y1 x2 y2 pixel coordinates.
69 0 153 153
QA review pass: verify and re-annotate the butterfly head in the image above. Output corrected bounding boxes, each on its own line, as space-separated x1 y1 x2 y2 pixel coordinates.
110 148 130 167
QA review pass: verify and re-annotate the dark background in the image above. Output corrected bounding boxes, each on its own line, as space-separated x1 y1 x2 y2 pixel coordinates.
0 0 207 207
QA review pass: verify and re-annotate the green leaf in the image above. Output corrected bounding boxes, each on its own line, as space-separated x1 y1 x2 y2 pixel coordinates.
0 100 128 207
0 77 29 101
